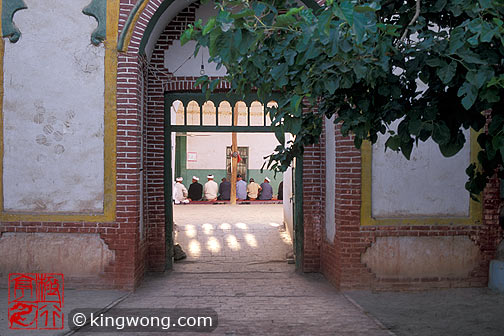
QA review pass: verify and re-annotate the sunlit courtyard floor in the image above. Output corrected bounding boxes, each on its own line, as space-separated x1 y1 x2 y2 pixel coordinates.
173 204 293 273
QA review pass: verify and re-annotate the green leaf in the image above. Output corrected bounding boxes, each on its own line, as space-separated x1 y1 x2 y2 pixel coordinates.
478 0 492 9
352 12 367 43
466 68 494 89
194 75 209 87
209 78 220 92
275 7 303 27
432 123 451 145
202 18 216 35
333 1 353 25
448 27 465 53
324 77 340 94
284 50 297 66
284 115 302 135
436 61 457 84
439 132 465 157
270 63 288 80
458 49 487 65
457 82 479 109
354 5 377 13
318 10 333 36
425 57 443 67
230 8 254 19
401 139 414 159
290 95 303 117
180 27 193 45
353 63 367 80
385 136 401 151
274 125 285 144
480 22 497 42
408 119 423 135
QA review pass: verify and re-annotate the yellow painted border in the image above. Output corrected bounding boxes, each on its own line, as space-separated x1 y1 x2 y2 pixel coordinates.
118 0 149 53
0 0 118 222
361 130 482 226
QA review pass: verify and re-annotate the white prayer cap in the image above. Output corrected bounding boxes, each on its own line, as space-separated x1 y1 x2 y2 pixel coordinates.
265 177 271 182
207 175 214 179
192 176 199 181
176 177 183 182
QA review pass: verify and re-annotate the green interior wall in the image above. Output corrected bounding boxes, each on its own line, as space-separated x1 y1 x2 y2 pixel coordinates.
175 135 187 179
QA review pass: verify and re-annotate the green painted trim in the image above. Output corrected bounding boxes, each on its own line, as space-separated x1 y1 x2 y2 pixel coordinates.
294 155 304 270
166 92 278 133
2 0 27 43
175 135 186 178
138 0 174 55
137 0 321 55
164 91 301 270
117 0 149 51
82 0 107 45
164 105 174 270
171 126 273 133
360 129 483 226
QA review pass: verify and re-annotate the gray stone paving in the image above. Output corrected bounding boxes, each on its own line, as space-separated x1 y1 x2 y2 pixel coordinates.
73 204 390 335
346 288 504 336
2 205 390 335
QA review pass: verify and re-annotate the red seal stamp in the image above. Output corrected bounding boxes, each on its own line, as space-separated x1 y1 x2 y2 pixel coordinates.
8 273 64 330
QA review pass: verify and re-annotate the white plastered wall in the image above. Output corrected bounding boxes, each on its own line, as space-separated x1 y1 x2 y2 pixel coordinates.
164 1 226 77
325 116 336 242
2 0 105 212
186 133 279 170
371 121 470 217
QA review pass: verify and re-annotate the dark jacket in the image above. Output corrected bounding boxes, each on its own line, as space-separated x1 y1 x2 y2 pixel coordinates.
188 182 203 201
219 181 231 200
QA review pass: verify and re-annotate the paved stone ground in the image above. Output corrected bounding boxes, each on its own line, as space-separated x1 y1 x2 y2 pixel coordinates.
3 204 504 335
346 288 504 336
73 204 390 335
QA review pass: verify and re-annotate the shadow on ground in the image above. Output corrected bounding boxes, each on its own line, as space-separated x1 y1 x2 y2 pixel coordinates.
346 288 504 336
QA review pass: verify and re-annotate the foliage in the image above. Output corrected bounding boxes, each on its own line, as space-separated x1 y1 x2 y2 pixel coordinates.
183 0 504 197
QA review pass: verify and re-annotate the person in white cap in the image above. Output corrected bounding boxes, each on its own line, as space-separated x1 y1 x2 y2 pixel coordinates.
188 176 203 201
259 177 273 200
173 177 189 204
203 174 218 201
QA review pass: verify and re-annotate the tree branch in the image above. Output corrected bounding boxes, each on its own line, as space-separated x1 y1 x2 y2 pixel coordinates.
399 0 421 42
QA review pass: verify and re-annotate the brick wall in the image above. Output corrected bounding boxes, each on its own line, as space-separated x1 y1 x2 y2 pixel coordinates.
302 105 324 272
143 2 201 272
319 124 502 290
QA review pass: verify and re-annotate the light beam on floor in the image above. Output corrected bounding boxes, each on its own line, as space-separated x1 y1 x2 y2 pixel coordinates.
226 234 241 251
188 239 201 257
244 233 258 248
185 224 197 238
207 236 221 252
219 223 232 230
202 223 214 235
235 222 248 230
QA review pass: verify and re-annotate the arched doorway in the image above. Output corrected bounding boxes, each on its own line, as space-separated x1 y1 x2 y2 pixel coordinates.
116 0 320 283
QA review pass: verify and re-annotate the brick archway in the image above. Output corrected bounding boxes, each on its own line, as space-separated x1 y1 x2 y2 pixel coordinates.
115 0 325 283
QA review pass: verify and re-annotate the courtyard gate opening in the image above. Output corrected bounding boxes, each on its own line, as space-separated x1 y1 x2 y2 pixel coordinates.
164 92 304 270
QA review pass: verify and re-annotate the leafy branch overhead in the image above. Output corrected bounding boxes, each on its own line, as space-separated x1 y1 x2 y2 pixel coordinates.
183 0 504 197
